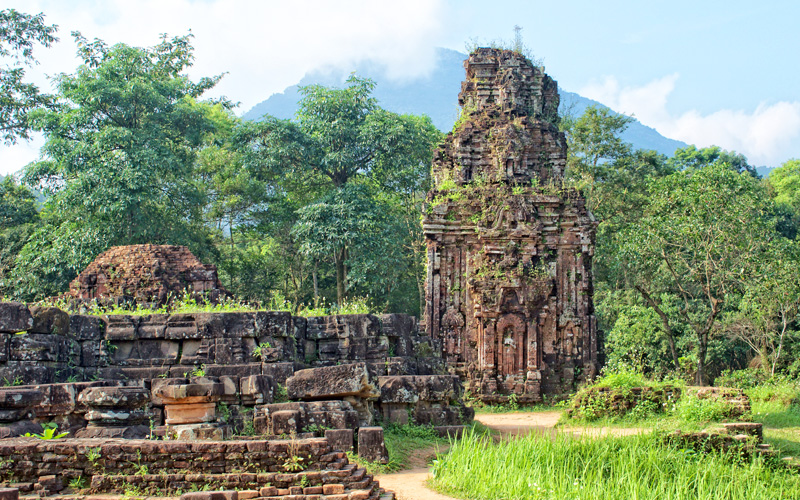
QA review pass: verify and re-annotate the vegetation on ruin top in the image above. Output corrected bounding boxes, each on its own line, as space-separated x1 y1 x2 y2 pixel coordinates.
39 291 375 317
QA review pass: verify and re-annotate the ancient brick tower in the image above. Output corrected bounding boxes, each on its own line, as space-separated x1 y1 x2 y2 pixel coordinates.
422 48 597 402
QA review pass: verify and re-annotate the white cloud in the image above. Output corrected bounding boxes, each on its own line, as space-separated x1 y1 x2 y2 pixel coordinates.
0 0 445 175
580 75 800 167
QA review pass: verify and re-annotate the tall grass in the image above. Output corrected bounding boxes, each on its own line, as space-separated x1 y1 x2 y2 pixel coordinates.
430 430 800 500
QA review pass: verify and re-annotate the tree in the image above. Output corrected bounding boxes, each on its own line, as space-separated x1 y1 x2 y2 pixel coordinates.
668 145 758 177
0 177 39 296
0 9 58 144
13 32 227 300
727 239 800 376
563 104 634 204
243 76 441 305
618 162 777 384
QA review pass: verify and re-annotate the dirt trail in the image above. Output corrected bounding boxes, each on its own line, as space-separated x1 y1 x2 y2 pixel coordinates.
376 411 564 500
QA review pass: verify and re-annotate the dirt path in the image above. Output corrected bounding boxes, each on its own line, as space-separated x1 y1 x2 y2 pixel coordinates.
376 411 565 500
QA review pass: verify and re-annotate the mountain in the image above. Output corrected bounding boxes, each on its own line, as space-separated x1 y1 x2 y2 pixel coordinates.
243 48 687 157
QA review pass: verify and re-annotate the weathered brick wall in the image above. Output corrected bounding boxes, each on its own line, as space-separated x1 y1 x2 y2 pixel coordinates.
0 437 388 498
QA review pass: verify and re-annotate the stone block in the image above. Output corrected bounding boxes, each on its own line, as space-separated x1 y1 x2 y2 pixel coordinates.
153 379 224 404
104 315 140 340
74 424 149 439
137 314 169 338
108 339 180 366
77 386 150 408
0 334 8 363
286 363 378 400
325 429 354 453
9 333 68 362
164 402 216 424
204 363 262 379
69 314 106 341
240 375 274 405
261 362 298 385
170 422 230 440
84 408 149 425
358 427 388 464
0 387 44 408
27 306 69 335
0 488 18 500
271 409 301 435
80 340 105 367
165 314 202 339
254 311 293 339
0 302 33 333
0 362 56 385
181 490 238 500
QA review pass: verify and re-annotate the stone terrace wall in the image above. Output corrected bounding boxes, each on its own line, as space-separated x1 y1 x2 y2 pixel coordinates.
0 437 389 499
0 302 440 386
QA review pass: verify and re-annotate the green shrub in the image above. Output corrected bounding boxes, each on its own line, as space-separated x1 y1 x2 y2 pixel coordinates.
565 367 682 422
716 369 767 390
675 394 738 422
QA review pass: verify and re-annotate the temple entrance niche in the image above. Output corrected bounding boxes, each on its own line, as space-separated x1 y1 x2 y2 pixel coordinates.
496 311 526 382
423 48 598 403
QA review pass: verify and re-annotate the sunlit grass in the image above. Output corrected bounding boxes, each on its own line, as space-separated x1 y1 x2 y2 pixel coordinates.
430 430 800 500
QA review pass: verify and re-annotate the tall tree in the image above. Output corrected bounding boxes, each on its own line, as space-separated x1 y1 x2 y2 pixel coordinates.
618 162 777 384
12 33 227 300
0 8 58 144
242 76 441 305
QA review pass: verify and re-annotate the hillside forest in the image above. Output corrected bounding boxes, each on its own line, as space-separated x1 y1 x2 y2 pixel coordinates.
2 12 800 386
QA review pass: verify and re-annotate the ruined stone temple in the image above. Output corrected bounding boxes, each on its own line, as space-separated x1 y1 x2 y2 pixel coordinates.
423 48 598 402
69 244 225 304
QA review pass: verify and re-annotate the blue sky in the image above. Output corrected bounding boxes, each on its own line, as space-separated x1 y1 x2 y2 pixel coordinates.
1 0 798 174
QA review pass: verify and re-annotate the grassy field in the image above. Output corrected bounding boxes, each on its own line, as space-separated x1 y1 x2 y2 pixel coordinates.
430 430 800 500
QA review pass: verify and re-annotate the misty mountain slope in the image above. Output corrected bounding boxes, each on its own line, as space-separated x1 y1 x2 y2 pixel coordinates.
243 48 687 157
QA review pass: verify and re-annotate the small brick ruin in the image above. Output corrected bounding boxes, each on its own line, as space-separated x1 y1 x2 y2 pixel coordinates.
423 48 598 403
68 244 225 305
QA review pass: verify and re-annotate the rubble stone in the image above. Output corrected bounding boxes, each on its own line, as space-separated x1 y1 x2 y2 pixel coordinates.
286 363 379 401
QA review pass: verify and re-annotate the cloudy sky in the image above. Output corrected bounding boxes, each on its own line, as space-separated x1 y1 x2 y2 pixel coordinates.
1 0 798 175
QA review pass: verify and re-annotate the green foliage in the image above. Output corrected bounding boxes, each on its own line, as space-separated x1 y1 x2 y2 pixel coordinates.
24 422 68 439
68 476 87 491
274 384 288 403
431 430 800 500
565 366 686 422
251 342 273 361
618 161 779 384
13 32 227 300
237 75 441 310
674 394 740 423
0 8 58 145
347 422 448 475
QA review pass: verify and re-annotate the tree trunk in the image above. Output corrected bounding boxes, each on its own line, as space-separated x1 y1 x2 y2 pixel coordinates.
696 336 708 385
312 263 319 307
335 246 346 305
636 285 680 370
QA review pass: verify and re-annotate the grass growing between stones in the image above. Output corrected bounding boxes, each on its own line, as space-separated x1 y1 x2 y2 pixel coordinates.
430 430 800 500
